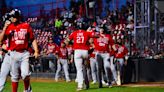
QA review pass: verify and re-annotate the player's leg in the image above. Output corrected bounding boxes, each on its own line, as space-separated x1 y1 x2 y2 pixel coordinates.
55 59 62 82
0 54 10 92
103 53 112 87
53 55 58 73
95 56 107 85
110 56 117 83
61 59 70 82
74 50 84 90
96 53 103 88
101 73 108 85
82 50 90 89
82 59 89 89
47 54 56 72
10 52 20 92
90 58 97 84
20 51 32 92
116 58 124 86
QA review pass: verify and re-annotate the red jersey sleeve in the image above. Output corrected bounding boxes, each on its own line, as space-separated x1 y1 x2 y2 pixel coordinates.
69 32 74 40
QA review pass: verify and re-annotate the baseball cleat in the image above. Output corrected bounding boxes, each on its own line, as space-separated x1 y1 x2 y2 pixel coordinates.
116 74 121 85
23 86 32 92
102 80 108 86
107 83 113 88
55 78 58 82
76 87 83 91
75 79 78 83
66 79 71 82
91 81 96 84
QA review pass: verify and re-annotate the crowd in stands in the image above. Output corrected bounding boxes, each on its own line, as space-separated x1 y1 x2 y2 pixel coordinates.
26 1 162 58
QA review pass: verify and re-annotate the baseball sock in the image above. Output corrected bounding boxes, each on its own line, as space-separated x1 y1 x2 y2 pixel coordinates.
12 82 18 92
23 77 30 90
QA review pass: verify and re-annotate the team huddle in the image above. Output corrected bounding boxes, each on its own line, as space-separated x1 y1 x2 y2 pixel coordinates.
0 9 128 92
64 22 128 91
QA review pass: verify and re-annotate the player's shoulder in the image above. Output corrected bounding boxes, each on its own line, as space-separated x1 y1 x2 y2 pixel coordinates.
20 22 31 27
70 30 76 35
7 23 14 29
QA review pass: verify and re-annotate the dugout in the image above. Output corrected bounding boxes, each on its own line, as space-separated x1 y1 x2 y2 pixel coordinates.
124 57 164 83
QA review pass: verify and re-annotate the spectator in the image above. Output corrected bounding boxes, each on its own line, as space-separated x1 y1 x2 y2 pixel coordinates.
142 46 154 58
55 17 63 31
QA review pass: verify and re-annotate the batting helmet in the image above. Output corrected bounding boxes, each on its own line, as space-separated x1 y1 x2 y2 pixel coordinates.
9 9 21 18
76 22 86 29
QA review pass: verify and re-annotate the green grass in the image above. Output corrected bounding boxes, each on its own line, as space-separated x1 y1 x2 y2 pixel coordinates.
3 81 164 92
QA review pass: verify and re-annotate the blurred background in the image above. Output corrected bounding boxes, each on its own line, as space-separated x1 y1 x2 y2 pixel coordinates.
0 0 164 82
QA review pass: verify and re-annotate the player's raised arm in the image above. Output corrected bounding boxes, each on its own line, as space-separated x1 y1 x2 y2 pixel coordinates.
0 13 11 42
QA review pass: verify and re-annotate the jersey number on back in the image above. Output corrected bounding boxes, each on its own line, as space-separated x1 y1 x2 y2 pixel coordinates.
76 36 84 43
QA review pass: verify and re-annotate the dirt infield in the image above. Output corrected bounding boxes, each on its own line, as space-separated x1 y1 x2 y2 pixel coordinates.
30 78 164 88
123 82 164 88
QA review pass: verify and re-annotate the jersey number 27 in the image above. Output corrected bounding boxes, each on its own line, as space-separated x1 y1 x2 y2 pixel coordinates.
76 36 84 43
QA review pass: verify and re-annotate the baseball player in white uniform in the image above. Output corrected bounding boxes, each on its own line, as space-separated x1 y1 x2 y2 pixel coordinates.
55 41 70 82
65 22 93 91
113 38 128 85
94 27 114 88
0 9 39 92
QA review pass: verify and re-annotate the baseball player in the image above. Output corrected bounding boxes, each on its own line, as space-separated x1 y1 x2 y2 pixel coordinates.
89 43 107 85
94 27 114 88
0 13 20 92
55 41 70 82
0 43 9 92
66 43 75 74
0 13 12 92
109 43 118 84
46 38 58 72
113 38 128 85
65 22 93 91
89 43 97 84
0 9 39 92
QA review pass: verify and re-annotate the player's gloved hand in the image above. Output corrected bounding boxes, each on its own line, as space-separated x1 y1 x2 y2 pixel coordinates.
33 51 39 59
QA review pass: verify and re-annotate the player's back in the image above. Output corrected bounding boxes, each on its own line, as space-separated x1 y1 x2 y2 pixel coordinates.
69 29 90 50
